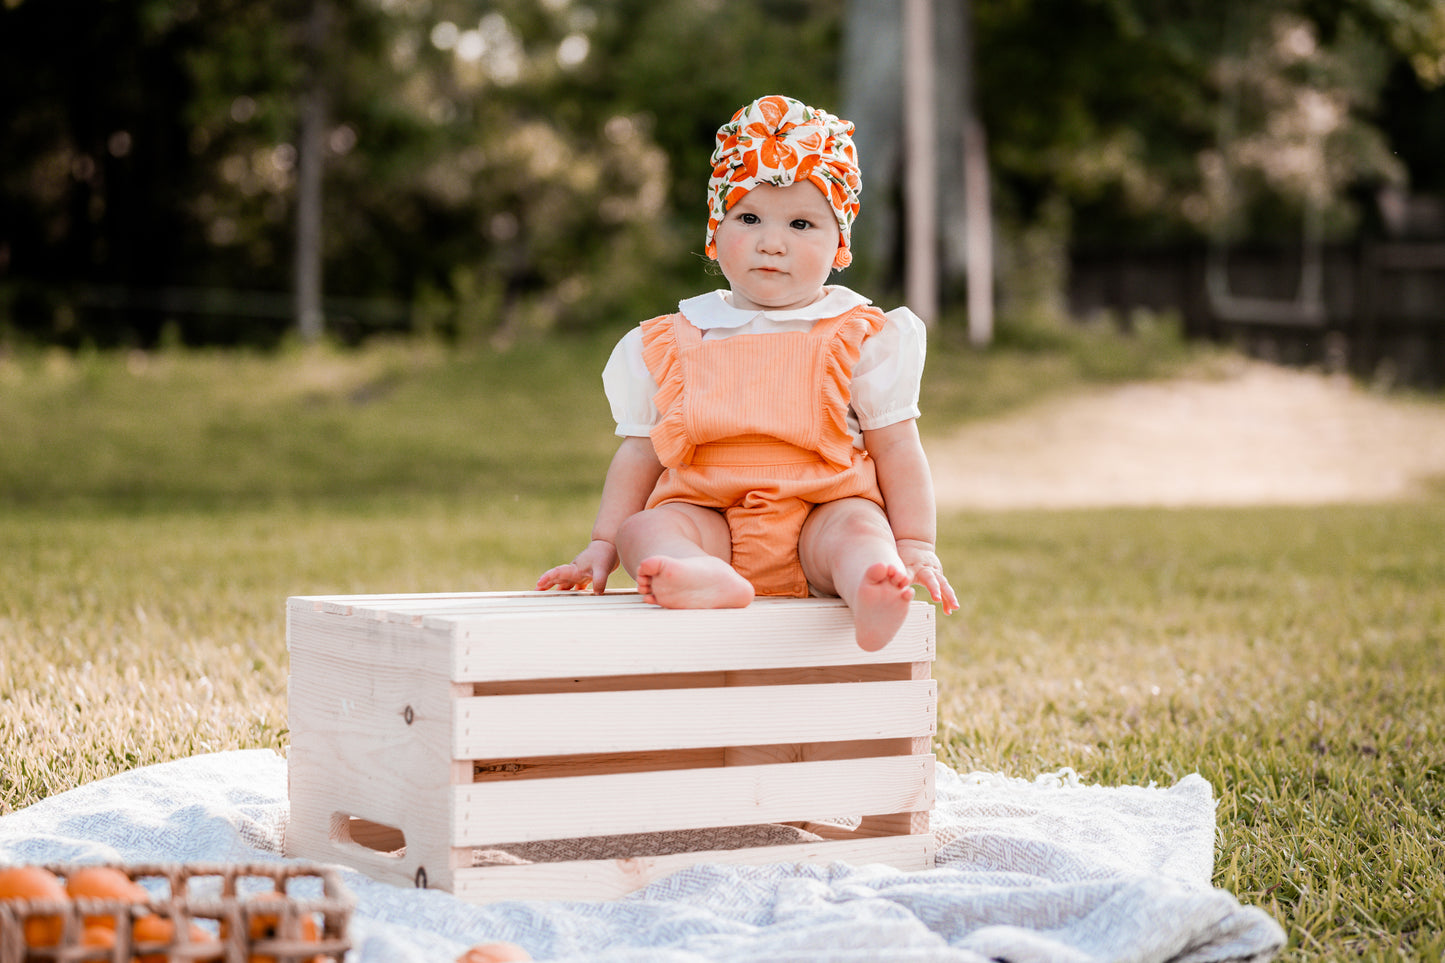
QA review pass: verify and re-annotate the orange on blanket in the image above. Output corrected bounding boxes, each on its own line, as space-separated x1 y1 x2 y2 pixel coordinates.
456 940 533 962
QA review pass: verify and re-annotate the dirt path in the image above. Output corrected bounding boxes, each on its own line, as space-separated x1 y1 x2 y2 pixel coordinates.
929 359 1445 510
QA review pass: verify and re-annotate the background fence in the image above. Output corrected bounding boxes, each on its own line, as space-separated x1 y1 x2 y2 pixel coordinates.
1070 239 1445 389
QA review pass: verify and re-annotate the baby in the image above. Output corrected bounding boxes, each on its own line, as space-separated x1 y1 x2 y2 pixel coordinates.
539 94 957 649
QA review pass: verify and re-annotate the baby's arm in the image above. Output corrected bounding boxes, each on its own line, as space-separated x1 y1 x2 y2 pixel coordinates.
864 419 959 614
537 436 665 594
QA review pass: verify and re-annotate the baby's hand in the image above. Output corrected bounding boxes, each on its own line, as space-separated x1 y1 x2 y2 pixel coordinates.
537 539 619 594
896 538 959 615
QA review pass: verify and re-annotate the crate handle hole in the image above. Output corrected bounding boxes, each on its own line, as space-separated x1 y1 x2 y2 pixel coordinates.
331 813 406 858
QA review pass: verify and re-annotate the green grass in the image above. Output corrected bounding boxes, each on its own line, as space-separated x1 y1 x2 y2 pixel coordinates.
932 505 1445 960
1 323 1442 960
0 337 622 510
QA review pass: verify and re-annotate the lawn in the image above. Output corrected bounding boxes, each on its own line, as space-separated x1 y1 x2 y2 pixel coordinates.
1 326 1441 960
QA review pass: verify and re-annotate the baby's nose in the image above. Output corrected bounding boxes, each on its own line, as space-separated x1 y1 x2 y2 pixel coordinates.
757 227 786 253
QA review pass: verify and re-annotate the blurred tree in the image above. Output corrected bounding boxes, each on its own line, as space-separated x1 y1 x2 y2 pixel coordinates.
0 0 1440 347
0 0 843 346
1 0 208 345
974 0 1444 245
963 0 1445 329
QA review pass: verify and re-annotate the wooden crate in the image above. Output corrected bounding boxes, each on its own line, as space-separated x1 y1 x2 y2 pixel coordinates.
284 591 936 903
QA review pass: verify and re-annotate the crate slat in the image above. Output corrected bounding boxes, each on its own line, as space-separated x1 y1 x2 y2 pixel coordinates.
453 680 937 758
449 603 934 682
450 835 937 903
452 755 934 845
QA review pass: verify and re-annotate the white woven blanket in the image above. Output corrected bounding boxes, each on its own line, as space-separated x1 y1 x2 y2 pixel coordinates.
0 750 1284 962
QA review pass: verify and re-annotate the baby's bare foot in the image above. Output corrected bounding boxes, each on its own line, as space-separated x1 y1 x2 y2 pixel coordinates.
636 556 754 609
853 562 914 651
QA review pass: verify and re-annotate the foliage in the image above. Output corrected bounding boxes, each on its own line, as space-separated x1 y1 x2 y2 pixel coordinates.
1 0 1443 346
975 0 1444 246
0 0 839 348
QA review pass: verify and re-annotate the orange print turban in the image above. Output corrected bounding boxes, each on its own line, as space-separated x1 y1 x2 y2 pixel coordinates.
705 94 862 270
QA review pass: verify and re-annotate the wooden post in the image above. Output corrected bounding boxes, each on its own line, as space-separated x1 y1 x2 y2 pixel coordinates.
959 0 994 345
294 0 329 344
903 0 938 327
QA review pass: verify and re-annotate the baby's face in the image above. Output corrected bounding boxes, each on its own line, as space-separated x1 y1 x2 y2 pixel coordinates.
712 182 840 313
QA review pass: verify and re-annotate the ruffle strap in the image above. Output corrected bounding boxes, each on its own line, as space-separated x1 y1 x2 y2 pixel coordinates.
815 304 888 470
640 314 694 468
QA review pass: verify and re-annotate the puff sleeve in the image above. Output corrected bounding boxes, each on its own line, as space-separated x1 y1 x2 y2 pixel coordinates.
849 306 926 430
601 327 659 437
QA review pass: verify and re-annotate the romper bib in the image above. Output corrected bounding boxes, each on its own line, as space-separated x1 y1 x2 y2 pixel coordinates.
640 304 887 597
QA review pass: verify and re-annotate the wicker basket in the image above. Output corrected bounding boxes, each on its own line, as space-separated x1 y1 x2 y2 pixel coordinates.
0 862 351 963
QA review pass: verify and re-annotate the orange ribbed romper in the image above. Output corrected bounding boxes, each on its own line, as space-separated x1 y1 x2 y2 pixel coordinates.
640 303 888 597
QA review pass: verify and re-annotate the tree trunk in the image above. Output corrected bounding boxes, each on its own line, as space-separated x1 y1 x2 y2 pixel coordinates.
903 0 939 326
958 0 994 345
844 0 993 340
842 0 904 284
294 0 328 344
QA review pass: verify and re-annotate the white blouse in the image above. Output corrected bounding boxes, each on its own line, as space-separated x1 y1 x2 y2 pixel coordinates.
603 285 926 448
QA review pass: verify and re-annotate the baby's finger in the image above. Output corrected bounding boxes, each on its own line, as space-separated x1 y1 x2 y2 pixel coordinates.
915 568 955 612
934 574 960 614
538 565 587 591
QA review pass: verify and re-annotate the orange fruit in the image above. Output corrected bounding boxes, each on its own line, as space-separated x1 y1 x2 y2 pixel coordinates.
232 892 321 963
0 865 69 947
81 924 117 949
132 913 222 963
456 942 533 962
65 865 149 929
131 913 176 963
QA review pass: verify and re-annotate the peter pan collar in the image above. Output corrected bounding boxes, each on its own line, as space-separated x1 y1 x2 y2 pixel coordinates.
678 286 873 330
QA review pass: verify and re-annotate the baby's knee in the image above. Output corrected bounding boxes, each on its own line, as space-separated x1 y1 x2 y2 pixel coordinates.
818 498 891 541
615 509 653 543
620 502 731 554
615 508 667 558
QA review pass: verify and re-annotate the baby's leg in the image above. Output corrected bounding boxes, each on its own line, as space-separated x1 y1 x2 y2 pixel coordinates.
799 498 914 650
617 503 754 609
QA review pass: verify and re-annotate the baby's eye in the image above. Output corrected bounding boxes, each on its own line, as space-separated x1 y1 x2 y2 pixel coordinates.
790 218 814 231
739 212 761 225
